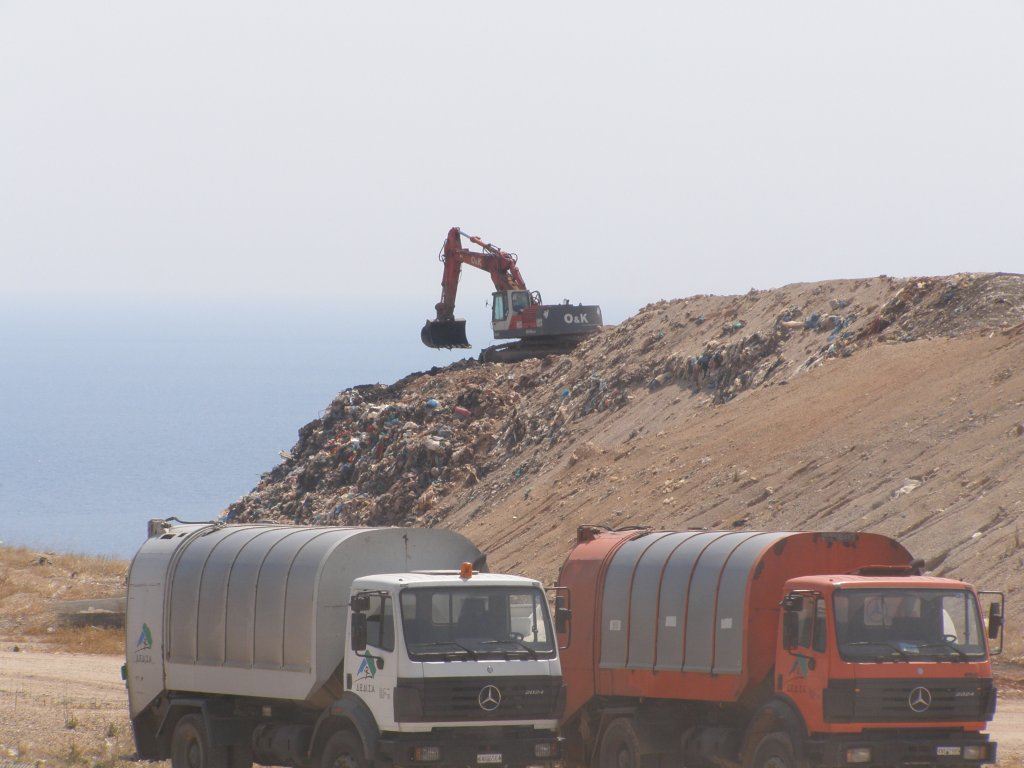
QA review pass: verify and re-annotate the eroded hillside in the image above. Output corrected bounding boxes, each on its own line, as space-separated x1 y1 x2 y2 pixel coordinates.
228 272 1024 644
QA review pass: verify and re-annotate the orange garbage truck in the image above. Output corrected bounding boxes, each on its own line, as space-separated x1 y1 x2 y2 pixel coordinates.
553 527 1003 768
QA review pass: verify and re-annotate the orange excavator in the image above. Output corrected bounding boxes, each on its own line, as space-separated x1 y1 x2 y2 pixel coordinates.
421 227 603 362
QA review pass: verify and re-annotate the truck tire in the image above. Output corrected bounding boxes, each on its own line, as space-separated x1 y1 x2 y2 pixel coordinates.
320 731 367 768
598 718 641 768
751 732 795 768
171 714 229 768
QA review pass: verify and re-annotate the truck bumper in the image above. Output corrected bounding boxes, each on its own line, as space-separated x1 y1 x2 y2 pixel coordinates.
807 732 996 767
377 727 562 768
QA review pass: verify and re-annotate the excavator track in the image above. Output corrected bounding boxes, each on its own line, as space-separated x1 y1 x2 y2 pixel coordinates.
479 335 589 363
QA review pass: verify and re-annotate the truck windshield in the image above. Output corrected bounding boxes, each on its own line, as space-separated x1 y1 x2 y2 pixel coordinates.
833 588 986 662
400 587 555 660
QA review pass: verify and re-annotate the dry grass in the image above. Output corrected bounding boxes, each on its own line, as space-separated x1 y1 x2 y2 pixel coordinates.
0 545 127 654
4 719 145 768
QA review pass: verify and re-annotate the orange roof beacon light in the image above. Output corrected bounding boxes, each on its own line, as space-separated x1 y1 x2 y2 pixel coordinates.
459 562 473 580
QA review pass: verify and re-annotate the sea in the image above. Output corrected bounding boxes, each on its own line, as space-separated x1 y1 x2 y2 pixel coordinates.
0 298 477 558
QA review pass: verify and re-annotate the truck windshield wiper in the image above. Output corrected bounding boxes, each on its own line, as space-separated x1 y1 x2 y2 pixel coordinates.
481 638 538 658
414 640 478 659
843 640 912 660
918 640 969 661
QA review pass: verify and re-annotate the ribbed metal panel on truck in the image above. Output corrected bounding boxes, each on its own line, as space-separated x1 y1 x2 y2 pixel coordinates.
599 531 790 674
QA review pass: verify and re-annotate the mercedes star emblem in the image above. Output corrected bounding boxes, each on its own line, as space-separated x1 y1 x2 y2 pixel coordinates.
908 686 932 713
478 685 502 712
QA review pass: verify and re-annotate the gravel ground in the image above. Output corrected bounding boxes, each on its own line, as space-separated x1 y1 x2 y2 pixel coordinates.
0 648 149 767
1 647 1022 767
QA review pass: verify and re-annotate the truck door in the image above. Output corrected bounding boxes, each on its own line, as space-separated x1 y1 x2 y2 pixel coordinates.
349 592 397 728
779 593 829 730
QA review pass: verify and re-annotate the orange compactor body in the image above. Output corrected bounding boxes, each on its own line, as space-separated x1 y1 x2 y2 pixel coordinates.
556 529 914 723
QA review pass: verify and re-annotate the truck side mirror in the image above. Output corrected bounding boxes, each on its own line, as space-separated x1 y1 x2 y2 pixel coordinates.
782 611 799 650
555 604 573 634
351 612 368 652
780 594 804 612
988 602 1003 641
351 594 371 613
547 587 572 650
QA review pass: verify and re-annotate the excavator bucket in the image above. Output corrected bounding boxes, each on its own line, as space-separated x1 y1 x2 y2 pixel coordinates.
421 319 471 349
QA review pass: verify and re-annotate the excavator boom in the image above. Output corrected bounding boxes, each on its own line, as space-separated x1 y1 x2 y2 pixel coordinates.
422 227 526 348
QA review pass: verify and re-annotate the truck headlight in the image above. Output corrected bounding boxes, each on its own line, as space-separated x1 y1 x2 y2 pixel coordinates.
963 746 986 760
534 743 555 758
845 747 871 764
413 746 441 762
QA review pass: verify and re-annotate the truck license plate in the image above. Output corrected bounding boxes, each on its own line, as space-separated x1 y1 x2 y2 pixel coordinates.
477 754 503 764
937 747 962 757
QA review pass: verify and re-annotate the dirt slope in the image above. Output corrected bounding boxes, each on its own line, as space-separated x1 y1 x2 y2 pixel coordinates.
229 273 1024 647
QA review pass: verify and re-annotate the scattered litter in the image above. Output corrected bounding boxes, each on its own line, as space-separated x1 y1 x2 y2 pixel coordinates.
893 479 922 498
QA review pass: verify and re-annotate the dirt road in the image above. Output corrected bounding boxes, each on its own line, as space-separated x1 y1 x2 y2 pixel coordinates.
0 648 145 766
1 648 1022 767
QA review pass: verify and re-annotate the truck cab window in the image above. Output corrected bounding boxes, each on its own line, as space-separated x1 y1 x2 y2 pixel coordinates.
812 598 827 653
401 586 555 660
509 592 549 644
833 588 986 661
365 594 394 652
795 596 814 648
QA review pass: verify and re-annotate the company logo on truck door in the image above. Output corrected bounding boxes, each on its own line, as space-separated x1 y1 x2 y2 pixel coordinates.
134 623 153 663
356 655 377 681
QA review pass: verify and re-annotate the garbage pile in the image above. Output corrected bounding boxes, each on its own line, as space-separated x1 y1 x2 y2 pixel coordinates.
227 272 1024 527
225 363 527 525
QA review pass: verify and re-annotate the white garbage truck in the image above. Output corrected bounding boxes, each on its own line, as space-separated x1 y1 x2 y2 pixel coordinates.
126 520 564 768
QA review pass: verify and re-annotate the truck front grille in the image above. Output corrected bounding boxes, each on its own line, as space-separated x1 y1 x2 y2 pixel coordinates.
824 678 995 723
396 676 561 722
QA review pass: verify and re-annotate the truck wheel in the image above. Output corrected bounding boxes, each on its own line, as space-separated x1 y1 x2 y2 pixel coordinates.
171 714 229 768
598 718 641 768
320 731 366 768
752 732 795 768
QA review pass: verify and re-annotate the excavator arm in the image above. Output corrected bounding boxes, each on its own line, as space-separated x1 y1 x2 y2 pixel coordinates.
422 227 528 349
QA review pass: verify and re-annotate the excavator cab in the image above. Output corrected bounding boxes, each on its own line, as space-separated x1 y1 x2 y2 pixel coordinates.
491 290 532 322
420 318 470 349
492 290 535 333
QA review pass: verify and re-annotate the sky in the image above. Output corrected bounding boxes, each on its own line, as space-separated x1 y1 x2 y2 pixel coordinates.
2 1 1022 310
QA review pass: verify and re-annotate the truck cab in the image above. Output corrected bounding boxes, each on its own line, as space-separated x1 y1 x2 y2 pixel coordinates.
776 573 1002 767
333 569 564 768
